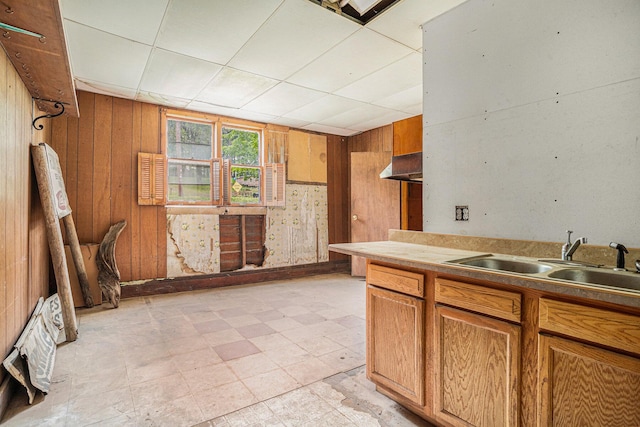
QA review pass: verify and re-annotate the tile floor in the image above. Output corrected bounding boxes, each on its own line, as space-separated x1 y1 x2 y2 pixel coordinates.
1 273 432 426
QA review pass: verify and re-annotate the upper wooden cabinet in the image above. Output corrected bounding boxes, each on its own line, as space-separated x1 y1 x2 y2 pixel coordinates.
393 115 423 156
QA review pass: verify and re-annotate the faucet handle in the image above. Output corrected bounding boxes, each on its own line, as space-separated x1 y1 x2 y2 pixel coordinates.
565 230 573 243
610 242 628 270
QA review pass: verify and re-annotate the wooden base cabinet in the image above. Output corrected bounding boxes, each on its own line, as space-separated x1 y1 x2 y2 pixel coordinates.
366 285 425 406
434 305 521 427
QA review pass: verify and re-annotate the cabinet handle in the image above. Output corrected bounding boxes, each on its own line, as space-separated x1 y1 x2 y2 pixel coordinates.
352 214 358 221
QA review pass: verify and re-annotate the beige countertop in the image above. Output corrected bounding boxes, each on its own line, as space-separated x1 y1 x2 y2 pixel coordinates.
329 241 640 310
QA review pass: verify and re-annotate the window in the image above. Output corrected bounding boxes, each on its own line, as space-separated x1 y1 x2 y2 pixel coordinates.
137 109 285 207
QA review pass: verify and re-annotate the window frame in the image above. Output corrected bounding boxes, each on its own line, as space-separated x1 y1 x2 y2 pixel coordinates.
161 109 272 207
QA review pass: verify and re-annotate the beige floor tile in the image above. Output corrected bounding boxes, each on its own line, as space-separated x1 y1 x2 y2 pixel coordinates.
264 317 304 332
225 314 261 328
172 347 223 372
318 347 364 372
70 365 129 398
196 381 258 420
136 393 205 427
130 372 191 408
166 334 211 356
127 356 178 385
235 322 276 339
248 333 293 352
242 369 300 401
264 387 334 426
296 336 344 356
264 343 311 367
213 339 261 361
66 386 135 426
226 352 279 379
202 328 245 347
283 357 337 386
183 363 239 393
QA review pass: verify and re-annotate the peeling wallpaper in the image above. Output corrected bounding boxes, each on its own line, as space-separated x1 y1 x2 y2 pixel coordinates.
166 184 328 277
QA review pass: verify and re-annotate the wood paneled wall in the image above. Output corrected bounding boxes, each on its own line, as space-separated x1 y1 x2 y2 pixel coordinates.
327 134 349 260
50 91 167 282
1 51 51 385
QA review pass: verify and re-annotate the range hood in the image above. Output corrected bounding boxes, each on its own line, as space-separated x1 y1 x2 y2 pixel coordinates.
379 152 423 182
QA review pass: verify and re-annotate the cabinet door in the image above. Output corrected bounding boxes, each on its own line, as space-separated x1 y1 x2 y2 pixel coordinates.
367 285 425 405
538 334 640 427
435 305 520 427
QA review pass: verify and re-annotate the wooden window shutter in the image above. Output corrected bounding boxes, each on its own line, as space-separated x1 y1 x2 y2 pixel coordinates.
222 159 231 205
211 158 223 205
265 163 286 207
138 152 166 205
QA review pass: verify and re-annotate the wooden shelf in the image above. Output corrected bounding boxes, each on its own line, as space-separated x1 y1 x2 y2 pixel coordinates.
0 0 78 117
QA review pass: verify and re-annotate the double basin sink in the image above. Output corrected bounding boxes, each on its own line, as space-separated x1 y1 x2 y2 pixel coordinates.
447 255 640 292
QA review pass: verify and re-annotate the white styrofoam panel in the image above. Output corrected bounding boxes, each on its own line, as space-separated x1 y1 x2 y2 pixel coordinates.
187 100 277 124
74 79 138 99
139 49 222 99
135 92 191 108
61 0 168 45
64 21 151 89
423 0 640 126
318 103 393 129
287 28 414 92
350 110 411 132
283 94 364 122
242 83 326 117
373 84 423 113
367 0 469 49
269 117 312 129
196 68 278 109
228 0 359 80
423 79 640 246
301 123 358 137
335 52 422 103
156 0 283 65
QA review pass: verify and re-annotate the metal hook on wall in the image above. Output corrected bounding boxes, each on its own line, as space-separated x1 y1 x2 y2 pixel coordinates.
32 100 65 130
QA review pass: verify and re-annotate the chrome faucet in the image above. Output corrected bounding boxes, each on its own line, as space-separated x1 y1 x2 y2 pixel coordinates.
561 231 587 261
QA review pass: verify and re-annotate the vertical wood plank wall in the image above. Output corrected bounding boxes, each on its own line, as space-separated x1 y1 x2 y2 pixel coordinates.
0 50 51 385
49 91 167 282
50 90 352 281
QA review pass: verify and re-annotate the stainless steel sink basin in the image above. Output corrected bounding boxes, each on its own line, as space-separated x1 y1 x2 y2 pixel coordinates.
547 268 640 291
453 256 554 274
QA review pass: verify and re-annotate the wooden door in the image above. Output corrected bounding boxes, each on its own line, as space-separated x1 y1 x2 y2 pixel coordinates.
350 152 400 276
367 285 425 405
538 334 640 427
434 305 521 427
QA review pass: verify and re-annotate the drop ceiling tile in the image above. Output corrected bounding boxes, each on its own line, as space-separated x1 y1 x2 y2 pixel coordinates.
373 84 423 113
74 79 138 99
335 52 422 102
367 0 468 49
61 0 168 44
243 83 326 116
269 117 311 129
301 123 358 136
283 95 365 122
287 27 414 92
156 0 283 65
319 103 393 129
135 92 191 108
188 101 277 124
140 49 222 99
351 110 411 132
196 68 278 108
228 0 359 79
65 21 151 89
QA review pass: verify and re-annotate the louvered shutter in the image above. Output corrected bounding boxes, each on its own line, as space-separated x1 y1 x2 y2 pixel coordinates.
138 152 166 205
222 159 231 205
265 163 286 207
211 158 223 205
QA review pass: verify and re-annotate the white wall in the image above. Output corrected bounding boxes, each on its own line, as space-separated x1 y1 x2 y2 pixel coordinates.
422 0 640 246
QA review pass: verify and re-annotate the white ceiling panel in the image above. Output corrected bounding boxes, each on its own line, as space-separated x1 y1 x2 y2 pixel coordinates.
287 28 414 92
197 68 278 109
367 0 469 49
350 110 410 132
319 103 394 129
74 79 138 99
140 49 222 99
135 92 191 108
187 101 277 124
335 52 422 102
228 0 359 80
61 0 168 45
301 123 357 136
64 21 151 89
269 117 312 129
284 95 366 122
156 0 283 65
243 83 326 116
373 84 423 112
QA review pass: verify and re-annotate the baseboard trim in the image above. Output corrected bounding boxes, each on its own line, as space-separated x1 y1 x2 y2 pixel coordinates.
121 260 351 299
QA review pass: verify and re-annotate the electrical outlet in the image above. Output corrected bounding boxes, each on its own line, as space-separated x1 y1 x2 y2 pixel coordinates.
455 206 469 221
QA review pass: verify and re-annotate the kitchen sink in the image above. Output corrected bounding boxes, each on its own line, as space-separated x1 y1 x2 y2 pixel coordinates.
452 256 554 274
547 268 640 291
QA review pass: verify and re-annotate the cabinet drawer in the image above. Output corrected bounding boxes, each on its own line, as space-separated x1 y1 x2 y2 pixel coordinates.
435 278 521 323
367 264 424 297
539 298 640 355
